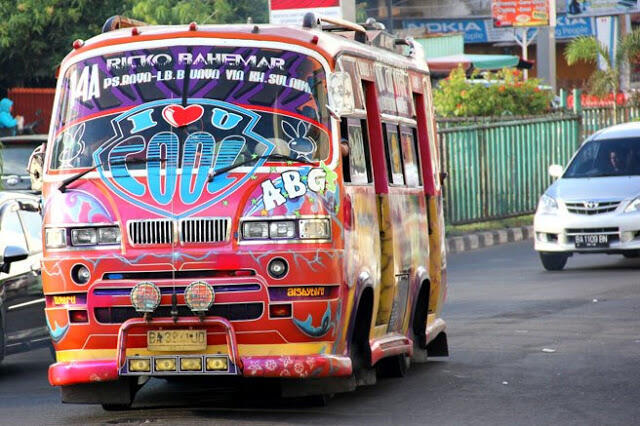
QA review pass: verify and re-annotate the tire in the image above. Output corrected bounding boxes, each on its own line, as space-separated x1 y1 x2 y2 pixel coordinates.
376 354 410 378
539 252 568 271
101 403 132 411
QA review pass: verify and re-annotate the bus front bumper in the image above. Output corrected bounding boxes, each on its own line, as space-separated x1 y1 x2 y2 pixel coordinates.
49 316 352 387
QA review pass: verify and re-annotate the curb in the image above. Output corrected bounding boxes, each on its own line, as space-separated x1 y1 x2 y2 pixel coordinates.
446 225 533 254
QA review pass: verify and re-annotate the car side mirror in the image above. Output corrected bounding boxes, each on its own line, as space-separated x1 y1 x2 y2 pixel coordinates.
0 245 29 274
548 164 563 179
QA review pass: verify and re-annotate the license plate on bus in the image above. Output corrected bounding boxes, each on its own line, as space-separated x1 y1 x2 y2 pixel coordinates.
575 234 609 248
147 330 207 351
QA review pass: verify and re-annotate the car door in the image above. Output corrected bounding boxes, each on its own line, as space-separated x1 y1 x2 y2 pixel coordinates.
0 199 47 354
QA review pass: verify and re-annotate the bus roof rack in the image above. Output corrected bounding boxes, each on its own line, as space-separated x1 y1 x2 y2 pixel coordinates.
102 15 148 33
303 12 368 43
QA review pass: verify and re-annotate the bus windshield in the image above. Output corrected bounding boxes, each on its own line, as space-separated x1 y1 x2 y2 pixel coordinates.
50 45 330 170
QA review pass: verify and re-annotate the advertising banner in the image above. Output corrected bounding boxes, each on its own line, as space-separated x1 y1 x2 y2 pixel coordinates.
567 0 640 17
491 0 551 27
270 0 342 25
403 14 593 44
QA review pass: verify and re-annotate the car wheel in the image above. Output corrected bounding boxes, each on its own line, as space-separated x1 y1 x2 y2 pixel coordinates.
539 252 568 271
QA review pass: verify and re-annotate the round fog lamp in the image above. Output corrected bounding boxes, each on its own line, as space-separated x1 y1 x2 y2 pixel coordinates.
71 264 91 285
268 258 288 279
184 281 215 312
130 282 161 313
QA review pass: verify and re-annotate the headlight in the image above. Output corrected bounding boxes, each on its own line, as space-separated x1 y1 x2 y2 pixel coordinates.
243 221 269 239
299 218 331 239
71 228 97 246
45 228 67 249
269 221 296 239
98 226 121 244
184 281 215 313
624 197 640 213
130 282 161 313
240 218 331 241
537 194 558 214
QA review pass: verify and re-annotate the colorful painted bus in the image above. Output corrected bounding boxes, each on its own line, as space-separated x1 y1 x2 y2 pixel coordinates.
43 14 448 408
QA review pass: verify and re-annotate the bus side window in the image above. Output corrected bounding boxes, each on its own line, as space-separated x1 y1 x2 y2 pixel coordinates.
400 127 422 188
382 123 405 186
341 117 373 185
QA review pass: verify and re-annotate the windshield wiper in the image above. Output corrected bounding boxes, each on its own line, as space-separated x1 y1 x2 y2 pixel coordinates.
58 157 166 193
207 154 313 183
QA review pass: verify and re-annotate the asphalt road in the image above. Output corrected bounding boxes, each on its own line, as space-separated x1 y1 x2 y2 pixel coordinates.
2 240 639 425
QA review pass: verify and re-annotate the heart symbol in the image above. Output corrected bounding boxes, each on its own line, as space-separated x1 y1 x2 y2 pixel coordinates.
162 104 204 127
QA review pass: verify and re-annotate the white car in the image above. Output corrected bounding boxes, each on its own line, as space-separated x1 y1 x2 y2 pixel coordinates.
534 122 640 271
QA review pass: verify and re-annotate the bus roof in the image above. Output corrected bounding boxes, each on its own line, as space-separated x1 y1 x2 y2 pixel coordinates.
63 21 430 74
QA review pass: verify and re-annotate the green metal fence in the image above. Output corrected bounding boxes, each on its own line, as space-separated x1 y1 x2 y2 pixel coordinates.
437 113 581 224
582 105 640 137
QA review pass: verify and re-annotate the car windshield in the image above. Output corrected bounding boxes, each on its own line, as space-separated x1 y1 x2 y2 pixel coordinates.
1 142 40 175
50 45 330 170
563 138 640 178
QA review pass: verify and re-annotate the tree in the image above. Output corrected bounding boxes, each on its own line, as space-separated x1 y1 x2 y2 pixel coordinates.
565 29 640 123
129 0 267 25
0 0 268 90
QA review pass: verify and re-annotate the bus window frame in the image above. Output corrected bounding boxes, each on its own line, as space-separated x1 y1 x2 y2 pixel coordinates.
399 125 423 188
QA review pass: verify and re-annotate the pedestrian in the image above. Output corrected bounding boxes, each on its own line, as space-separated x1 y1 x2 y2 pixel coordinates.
0 97 24 136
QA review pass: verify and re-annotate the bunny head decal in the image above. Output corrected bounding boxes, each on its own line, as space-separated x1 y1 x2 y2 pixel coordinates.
281 120 317 161
58 122 87 168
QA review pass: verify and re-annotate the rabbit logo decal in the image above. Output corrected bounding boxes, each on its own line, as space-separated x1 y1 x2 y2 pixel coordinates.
281 120 316 161
58 122 86 168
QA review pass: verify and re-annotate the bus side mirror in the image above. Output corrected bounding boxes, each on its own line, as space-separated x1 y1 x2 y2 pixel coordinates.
327 72 355 119
0 245 29 274
548 164 563 179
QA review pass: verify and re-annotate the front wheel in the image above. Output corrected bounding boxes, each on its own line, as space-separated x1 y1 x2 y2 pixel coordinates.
539 252 568 271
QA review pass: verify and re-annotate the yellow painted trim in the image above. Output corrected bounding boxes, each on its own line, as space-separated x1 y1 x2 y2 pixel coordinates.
55 342 334 362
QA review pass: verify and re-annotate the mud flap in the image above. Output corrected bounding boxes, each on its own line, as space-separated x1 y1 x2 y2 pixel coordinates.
280 376 356 398
426 332 449 357
61 377 137 404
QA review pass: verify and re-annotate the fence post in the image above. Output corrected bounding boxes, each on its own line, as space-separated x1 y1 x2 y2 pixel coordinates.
573 88 583 141
559 88 567 110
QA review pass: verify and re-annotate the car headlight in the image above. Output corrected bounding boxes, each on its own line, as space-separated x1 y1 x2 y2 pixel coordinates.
624 197 640 213
46 226 121 248
537 194 558 214
299 218 331 239
240 218 331 241
242 221 269 239
45 228 67 249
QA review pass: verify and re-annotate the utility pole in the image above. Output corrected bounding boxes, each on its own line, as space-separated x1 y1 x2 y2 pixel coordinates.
386 0 393 31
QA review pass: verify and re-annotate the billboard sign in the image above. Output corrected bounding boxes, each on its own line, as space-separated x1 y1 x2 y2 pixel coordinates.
403 14 593 44
270 0 342 25
567 0 640 16
492 0 551 27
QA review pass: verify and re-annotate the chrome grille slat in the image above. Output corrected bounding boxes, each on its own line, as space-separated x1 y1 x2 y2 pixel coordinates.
566 200 621 215
128 219 174 245
181 217 230 243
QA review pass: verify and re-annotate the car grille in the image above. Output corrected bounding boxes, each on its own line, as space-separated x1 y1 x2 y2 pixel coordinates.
128 219 174 245
128 218 230 245
565 201 620 215
180 218 230 243
94 303 263 324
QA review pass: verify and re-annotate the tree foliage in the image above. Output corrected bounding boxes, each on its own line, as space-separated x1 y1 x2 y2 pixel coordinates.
433 66 553 118
0 0 268 91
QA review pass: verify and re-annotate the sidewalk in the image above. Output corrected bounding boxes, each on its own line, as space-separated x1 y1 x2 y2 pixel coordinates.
446 225 534 254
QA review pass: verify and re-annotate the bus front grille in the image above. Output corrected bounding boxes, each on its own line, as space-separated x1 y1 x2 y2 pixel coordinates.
180 218 230 243
128 219 174 245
